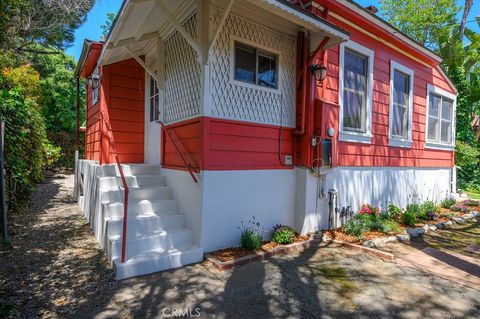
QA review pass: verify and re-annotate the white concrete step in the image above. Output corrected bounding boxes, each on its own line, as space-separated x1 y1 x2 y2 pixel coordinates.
100 186 172 202
105 213 185 237
98 175 167 188
102 199 179 218
113 245 204 280
98 164 161 177
107 227 194 262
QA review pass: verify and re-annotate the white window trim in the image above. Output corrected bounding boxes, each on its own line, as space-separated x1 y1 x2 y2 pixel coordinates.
388 60 414 148
338 40 374 144
425 84 456 150
230 35 282 94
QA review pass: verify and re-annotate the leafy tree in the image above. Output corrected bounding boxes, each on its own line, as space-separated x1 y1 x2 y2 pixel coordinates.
0 0 94 53
380 0 459 49
0 65 60 210
101 13 117 38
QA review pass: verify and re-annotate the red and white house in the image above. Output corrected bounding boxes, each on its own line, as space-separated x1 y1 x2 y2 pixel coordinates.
74 0 457 279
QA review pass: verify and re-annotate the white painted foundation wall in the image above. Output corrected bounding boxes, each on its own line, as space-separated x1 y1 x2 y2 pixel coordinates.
76 160 453 259
161 168 203 245
200 169 296 252
295 166 453 234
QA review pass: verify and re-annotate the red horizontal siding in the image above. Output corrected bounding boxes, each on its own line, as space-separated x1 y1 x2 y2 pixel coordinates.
313 4 455 168
105 59 145 164
162 118 202 169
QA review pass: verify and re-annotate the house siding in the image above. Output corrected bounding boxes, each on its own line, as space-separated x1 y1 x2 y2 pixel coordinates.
84 59 145 164
315 3 455 168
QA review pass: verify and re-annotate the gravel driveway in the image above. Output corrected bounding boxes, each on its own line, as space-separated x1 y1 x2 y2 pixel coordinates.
1 173 479 318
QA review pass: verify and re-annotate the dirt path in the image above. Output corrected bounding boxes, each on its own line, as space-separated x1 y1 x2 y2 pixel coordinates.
1 174 480 318
0 173 117 318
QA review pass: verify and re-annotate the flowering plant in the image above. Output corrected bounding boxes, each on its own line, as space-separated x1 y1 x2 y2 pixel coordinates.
359 204 373 215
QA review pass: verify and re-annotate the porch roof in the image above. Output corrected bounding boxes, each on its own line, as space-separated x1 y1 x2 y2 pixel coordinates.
99 0 349 66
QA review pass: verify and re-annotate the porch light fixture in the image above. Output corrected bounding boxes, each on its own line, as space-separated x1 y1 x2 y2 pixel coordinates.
87 74 101 89
311 64 328 82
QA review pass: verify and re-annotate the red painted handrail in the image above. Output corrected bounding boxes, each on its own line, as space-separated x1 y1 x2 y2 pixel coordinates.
99 108 130 263
159 121 198 183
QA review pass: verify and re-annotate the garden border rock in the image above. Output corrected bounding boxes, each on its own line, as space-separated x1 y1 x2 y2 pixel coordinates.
321 237 395 261
404 210 480 239
205 235 320 271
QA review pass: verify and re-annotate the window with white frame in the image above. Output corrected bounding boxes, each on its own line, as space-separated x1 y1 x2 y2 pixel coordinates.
339 41 374 142
149 75 160 122
233 41 278 89
389 61 414 147
426 85 455 147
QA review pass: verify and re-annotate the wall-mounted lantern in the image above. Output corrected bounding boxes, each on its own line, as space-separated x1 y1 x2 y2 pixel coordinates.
87 74 101 89
311 64 328 82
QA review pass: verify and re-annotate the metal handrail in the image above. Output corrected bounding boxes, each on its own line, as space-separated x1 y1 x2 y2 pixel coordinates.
159 121 199 183
99 107 130 263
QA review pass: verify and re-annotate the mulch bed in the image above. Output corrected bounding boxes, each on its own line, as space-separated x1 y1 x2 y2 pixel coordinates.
211 234 310 262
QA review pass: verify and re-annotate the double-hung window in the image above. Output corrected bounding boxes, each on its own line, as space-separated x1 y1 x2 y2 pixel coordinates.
389 61 414 147
339 41 374 143
149 75 160 122
233 41 278 89
426 84 455 149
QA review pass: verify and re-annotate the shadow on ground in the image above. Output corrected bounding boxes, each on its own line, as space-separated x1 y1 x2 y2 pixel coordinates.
1 174 480 319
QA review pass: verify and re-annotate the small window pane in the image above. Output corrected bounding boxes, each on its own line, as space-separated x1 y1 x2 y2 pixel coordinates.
150 77 155 96
428 116 439 141
392 105 408 138
393 70 409 106
343 49 368 132
154 95 159 121
343 91 365 131
234 43 256 83
429 94 441 117
257 53 276 88
441 121 451 143
344 49 367 92
150 98 154 122
442 99 453 121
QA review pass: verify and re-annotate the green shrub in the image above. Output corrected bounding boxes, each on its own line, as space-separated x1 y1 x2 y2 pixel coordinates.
375 220 401 234
240 230 263 250
387 204 402 220
420 201 439 213
271 225 295 244
406 203 420 215
401 210 417 226
0 66 52 210
344 218 369 238
238 216 263 250
440 196 456 209
456 141 480 191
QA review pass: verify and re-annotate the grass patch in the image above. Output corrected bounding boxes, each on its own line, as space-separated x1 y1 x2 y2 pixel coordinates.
466 191 480 200
318 265 357 298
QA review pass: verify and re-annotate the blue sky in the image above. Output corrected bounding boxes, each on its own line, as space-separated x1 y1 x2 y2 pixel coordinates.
66 0 480 61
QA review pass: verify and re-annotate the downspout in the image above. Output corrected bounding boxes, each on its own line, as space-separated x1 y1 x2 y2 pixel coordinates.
293 31 309 136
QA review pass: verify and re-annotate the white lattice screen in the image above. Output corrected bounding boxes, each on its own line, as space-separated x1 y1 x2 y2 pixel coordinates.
209 8 296 127
164 14 201 124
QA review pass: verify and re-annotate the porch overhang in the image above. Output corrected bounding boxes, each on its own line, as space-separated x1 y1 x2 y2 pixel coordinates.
99 0 197 66
99 0 349 66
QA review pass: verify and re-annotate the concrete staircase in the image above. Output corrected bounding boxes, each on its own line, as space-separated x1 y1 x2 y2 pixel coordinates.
96 164 203 279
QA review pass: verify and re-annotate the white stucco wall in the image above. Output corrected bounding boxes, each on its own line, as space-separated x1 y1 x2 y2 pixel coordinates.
161 168 204 245
200 169 296 252
296 166 453 234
